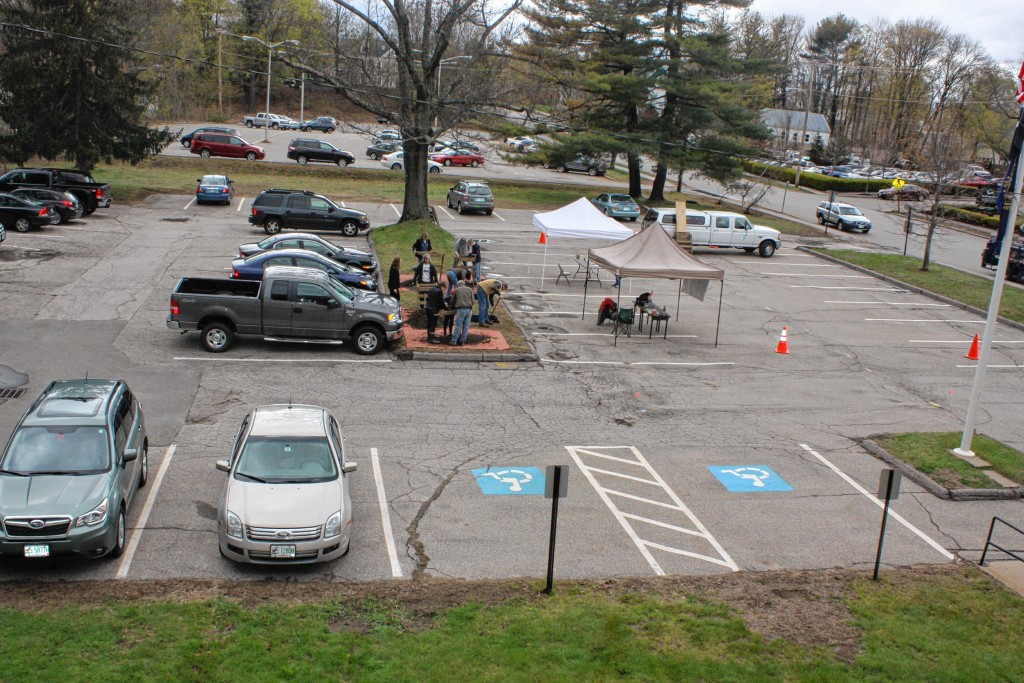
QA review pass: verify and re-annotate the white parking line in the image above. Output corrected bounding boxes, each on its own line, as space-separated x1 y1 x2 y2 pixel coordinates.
183 198 195 210
370 448 403 578
236 197 246 212
390 204 401 217
911 339 1024 344
956 364 1023 369
531 332 698 338
567 446 738 574
437 206 454 220
791 286 906 291
116 444 176 579
763 273 872 278
798 444 954 560
865 319 983 324
826 301 950 307
492 212 506 221
173 357 392 363
543 359 735 367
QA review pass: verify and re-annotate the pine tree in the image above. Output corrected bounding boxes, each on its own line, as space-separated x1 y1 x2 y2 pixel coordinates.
0 0 174 171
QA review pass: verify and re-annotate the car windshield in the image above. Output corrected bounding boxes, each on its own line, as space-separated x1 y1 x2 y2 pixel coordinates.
839 207 863 216
610 194 634 203
234 436 337 483
325 277 355 302
1 426 110 475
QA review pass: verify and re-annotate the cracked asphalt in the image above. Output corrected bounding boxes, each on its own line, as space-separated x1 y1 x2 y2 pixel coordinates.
0 193 1022 584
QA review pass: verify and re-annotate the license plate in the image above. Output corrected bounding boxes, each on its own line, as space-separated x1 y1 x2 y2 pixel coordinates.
270 544 295 559
24 545 50 558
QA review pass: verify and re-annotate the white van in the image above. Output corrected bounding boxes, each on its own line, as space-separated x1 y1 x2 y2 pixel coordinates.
642 208 782 257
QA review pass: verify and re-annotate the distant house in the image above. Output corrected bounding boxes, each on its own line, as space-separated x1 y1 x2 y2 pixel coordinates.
761 108 831 148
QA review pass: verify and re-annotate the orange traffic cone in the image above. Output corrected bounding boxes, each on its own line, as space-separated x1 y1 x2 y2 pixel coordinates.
538 232 547 244
775 326 790 354
965 333 980 360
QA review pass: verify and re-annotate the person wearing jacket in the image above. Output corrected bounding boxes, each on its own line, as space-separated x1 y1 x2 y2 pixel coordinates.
388 257 401 299
412 254 438 285
424 281 446 344
475 278 506 327
413 232 432 261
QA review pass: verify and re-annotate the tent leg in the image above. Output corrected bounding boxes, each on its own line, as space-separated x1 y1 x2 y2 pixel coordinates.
582 268 590 320
540 240 549 291
675 279 681 321
715 280 723 347
614 286 622 347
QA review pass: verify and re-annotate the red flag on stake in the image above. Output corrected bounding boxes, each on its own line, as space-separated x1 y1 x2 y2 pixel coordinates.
538 232 547 244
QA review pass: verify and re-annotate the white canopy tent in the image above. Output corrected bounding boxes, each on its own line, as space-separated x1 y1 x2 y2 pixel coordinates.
532 198 635 289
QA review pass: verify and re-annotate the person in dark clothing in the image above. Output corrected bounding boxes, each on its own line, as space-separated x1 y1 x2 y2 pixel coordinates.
469 239 482 279
412 254 438 284
425 282 445 343
388 257 401 300
413 232 432 262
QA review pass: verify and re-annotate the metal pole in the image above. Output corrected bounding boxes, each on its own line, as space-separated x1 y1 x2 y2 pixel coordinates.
540 237 548 291
873 471 895 581
675 279 681 321
263 46 271 143
299 72 305 123
217 32 223 117
954 114 1024 457
542 465 562 595
715 280 723 347
903 207 913 256
781 181 789 214
581 262 590 320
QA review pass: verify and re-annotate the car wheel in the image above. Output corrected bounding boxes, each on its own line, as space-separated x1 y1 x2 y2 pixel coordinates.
14 217 31 232
556 165 566 173
53 211 65 225
264 218 282 235
297 155 308 165
370 152 379 160
271 122 279 129
301 127 310 132
429 166 440 174
202 322 234 353
107 507 126 558
485 209 493 216
182 140 191 149
457 202 465 215
758 241 776 258
837 220 846 231
588 168 598 176
629 217 636 222
443 159 452 166
352 325 384 355
816 213 824 224
246 121 254 128
245 152 257 161
340 220 359 237
327 128 335 134
200 148 212 158
391 163 402 170
138 443 149 488
542 161 551 169
603 208 611 216
471 160 479 168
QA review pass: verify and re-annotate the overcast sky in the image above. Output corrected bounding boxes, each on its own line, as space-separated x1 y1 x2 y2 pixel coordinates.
749 0 1023 64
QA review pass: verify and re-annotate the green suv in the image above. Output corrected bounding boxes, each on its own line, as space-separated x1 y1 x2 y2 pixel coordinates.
0 379 148 559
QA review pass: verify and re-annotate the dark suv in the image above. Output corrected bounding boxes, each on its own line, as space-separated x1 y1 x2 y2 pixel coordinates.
249 189 370 236
180 126 238 148
286 139 356 166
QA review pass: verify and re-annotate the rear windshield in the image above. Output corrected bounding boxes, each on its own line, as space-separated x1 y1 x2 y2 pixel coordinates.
256 193 284 207
609 195 633 203
468 186 491 196
2 426 111 475
234 436 337 484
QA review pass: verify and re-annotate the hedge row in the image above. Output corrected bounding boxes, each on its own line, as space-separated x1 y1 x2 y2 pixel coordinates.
743 160 892 193
936 204 1024 230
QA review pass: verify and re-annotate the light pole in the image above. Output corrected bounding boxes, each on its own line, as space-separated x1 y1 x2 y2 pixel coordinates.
240 36 299 143
435 56 471 131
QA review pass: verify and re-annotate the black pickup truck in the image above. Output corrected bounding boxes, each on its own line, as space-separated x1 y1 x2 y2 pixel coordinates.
0 168 112 215
166 266 403 355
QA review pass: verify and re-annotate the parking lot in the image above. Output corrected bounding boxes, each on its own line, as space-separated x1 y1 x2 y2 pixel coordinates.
0 195 1022 583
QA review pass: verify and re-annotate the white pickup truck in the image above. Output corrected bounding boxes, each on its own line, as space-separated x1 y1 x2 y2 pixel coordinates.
642 208 782 257
242 112 286 129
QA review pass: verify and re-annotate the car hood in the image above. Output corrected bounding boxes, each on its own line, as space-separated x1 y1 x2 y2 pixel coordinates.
226 479 342 528
353 289 400 310
752 224 783 238
0 473 109 517
840 214 870 224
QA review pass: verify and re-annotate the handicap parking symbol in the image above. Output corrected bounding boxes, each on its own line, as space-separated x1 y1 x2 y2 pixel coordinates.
472 466 546 495
708 465 792 492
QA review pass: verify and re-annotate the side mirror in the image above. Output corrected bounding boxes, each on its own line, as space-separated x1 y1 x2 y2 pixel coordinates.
328 205 335 212
216 460 230 473
123 448 138 463
326 298 341 309
342 461 357 474
196 179 202 182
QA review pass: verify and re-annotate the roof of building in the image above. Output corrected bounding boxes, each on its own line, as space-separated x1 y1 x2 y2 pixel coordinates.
760 108 832 134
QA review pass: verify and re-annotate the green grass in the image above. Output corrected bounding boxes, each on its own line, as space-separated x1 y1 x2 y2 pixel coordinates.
1 569 1022 681
875 432 1024 488
815 250 1024 324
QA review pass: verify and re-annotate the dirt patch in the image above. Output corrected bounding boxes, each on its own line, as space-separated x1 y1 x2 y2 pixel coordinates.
0 564 979 661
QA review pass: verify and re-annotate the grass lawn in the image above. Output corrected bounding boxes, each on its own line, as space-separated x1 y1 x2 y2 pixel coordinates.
875 432 1024 488
0 567 1021 681
815 250 1024 324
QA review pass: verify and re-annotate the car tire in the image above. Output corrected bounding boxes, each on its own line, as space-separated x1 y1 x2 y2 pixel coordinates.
588 168 598 176
14 217 31 232
200 148 211 158
245 152 257 161
264 218 282 235
246 121 254 128
107 507 126 558
444 159 452 166
271 122 279 129
758 241 776 258
370 152 379 160
182 140 191 148
629 217 636 222
485 209 493 216
429 166 440 174
340 220 359 237
327 128 335 134
138 443 149 488
471 160 479 168
457 202 465 215
53 211 65 225
202 321 234 353
351 325 384 355
542 161 551 169
391 163 402 170
556 165 566 173
446 196 453 209
816 213 824 224
297 155 308 165
837 220 846 231
603 208 611 216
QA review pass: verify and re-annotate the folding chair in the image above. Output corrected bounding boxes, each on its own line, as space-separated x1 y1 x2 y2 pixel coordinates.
611 307 634 337
556 263 571 285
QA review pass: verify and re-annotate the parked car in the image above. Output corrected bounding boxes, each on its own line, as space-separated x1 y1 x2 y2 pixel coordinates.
190 132 265 161
0 379 148 559
242 113 286 128
591 193 640 221
275 116 303 130
248 189 370 236
505 136 538 152
237 233 377 272
643 208 781 257
877 184 930 201
430 149 485 167
957 173 996 188
301 117 338 133
215 404 357 564
543 156 607 176
0 223 5 244
9 188 83 224
433 138 481 153
381 152 443 173
366 141 400 160
195 175 234 205
816 201 872 232
446 181 494 215
372 129 402 144
287 138 355 166
231 249 377 291
180 126 238 148
0 193 59 231
0 168 111 215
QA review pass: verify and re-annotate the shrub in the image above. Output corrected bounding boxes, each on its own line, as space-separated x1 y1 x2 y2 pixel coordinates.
935 204 1024 230
743 160 890 193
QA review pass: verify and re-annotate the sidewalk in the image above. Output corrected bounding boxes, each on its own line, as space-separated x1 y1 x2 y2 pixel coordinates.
980 560 1024 598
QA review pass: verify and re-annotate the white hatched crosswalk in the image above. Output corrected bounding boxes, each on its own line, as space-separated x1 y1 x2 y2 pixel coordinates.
566 446 738 574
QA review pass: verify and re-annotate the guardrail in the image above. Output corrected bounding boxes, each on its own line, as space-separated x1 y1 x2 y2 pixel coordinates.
980 516 1024 566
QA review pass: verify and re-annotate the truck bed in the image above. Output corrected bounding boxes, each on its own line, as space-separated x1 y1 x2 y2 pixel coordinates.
175 278 261 297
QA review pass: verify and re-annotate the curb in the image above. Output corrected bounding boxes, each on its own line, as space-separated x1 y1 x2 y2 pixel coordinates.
395 350 538 363
860 438 1024 500
797 246 1024 334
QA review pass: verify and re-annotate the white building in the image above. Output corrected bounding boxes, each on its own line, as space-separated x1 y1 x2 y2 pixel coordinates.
761 108 831 148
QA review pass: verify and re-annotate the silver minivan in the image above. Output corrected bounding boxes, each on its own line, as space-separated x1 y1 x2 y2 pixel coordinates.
216 404 356 564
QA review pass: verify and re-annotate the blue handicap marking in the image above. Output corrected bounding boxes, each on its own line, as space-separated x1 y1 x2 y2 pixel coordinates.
472 466 546 495
708 465 792 492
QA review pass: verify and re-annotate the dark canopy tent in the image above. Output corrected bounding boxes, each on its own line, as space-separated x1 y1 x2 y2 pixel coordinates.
583 224 726 345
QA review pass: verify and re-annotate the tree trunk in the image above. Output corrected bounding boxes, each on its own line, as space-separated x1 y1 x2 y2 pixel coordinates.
400 85 433 222
627 153 642 198
649 162 668 202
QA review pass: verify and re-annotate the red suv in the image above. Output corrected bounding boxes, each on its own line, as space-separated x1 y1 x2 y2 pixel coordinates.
190 133 265 161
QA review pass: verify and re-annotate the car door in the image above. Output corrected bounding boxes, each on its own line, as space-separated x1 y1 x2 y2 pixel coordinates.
595 194 609 211
308 196 337 231
284 195 311 229
291 281 345 338
0 195 17 224
111 390 139 507
226 137 246 158
262 279 294 336
710 215 734 247
730 216 755 248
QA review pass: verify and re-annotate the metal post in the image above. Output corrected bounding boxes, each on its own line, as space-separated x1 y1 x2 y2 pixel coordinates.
299 72 305 124
903 207 913 257
217 32 223 117
781 181 789 214
543 465 562 595
955 112 1024 457
979 517 998 566
873 471 896 581
263 46 272 143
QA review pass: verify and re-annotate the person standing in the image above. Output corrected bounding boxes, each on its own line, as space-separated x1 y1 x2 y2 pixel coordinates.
424 281 445 344
476 278 506 327
388 257 401 299
412 253 438 285
450 278 475 346
412 231 432 262
469 238 482 280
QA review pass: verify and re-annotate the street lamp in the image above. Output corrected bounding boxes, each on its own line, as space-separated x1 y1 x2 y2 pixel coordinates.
435 56 472 131
240 35 299 142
